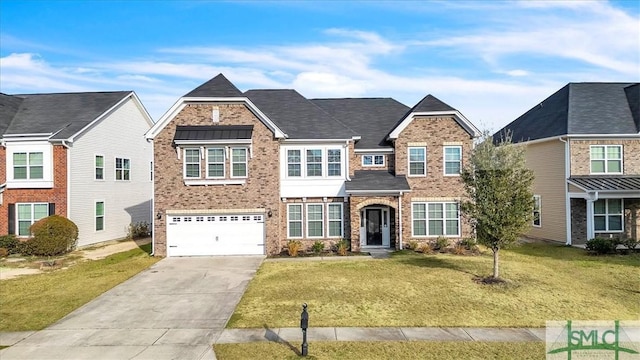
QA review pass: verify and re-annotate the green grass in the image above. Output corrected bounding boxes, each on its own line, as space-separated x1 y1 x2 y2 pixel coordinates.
229 243 640 328
214 341 546 359
0 244 159 331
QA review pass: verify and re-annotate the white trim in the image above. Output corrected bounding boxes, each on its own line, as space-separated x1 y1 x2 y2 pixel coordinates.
533 195 542 227
281 138 353 143
205 147 225 179
443 145 462 176
593 198 624 233
327 202 344 238
345 189 410 195
306 203 324 238
287 203 304 239
94 154 105 181
230 147 248 178
362 154 385 167
184 179 245 186
114 157 131 181
15 202 49 237
407 146 427 177
183 148 201 179
388 110 481 139
589 144 623 174
174 139 252 146
354 148 394 154
411 201 461 237
95 200 105 232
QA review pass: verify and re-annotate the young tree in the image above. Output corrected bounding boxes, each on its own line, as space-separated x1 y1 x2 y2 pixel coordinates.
461 133 534 279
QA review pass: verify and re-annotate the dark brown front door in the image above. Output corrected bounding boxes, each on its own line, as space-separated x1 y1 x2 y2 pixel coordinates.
366 209 382 246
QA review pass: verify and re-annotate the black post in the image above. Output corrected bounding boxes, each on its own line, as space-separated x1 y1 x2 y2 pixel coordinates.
300 303 308 356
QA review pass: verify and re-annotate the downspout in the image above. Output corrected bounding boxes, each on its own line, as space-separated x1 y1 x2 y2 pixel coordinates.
61 140 71 221
345 140 351 181
586 191 599 242
149 138 155 256
559 137 572 245
398 191 403 250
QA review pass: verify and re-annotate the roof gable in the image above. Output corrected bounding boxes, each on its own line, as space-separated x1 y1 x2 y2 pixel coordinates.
0 93 24 135
184 73 243 98
411 94 456 112
625 84 640 132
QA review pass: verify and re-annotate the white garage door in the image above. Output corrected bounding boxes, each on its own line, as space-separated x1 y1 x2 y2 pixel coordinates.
166 213 265 256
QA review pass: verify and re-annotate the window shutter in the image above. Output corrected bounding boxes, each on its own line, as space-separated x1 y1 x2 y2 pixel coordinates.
49 203 56 216
8 204 15 234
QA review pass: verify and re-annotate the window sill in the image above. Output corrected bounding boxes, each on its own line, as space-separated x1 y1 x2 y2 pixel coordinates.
6 180 54 189
184 179 246 186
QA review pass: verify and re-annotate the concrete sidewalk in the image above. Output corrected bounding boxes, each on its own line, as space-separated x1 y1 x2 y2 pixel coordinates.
214 326 545 344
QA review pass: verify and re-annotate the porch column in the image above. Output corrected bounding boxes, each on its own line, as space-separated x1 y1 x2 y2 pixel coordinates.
586 199 595 241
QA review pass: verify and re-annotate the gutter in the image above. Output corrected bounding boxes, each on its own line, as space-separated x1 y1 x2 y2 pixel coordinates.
398 192 403 250
559 137 572 245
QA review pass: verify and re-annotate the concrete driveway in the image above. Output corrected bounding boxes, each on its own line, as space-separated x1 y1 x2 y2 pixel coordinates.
0 256 264 360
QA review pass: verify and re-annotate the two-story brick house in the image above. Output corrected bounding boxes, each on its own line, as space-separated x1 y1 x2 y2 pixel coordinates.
494 83 640 245
0 91 154 246
146 74 480 256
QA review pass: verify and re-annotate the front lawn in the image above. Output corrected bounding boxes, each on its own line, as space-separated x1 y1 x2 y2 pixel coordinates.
229 242 639 328
0 244 159 331
214 341 545 359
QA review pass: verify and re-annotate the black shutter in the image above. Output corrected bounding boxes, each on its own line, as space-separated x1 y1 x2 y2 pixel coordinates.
8 204 15 234
49 203 56 216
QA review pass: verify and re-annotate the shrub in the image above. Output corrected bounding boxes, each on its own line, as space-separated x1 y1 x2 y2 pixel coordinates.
0 248 8 258
336 239 349 256
287 240 303 257
585 237 619 255
405 240 419 251
128 221 151 239
23 215 79 256
417 243 433 254
0 234 20 254
312 240 325 254
621 237 639 251
452 244 466 255
434 236 449 251
459 237 477 250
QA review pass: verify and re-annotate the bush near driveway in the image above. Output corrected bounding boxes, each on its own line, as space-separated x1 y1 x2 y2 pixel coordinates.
229 242 639 328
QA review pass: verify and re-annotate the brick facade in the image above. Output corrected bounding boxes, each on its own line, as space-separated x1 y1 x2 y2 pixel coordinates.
569 139 640 176
0 145 68 235
152 104 281 256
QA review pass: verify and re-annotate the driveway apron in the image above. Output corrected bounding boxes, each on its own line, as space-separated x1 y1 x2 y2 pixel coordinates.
0 256 264 360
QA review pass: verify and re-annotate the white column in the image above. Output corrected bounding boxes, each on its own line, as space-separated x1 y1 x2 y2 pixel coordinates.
586 199 595 241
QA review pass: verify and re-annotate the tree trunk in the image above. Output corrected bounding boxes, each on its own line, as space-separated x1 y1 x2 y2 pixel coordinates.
492 248 499 279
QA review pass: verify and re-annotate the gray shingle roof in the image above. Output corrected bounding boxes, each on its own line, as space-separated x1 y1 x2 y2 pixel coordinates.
411 94 456 113
2 91 132 139
311 98 410 149
495 83 640 143
184 73 243 98
345 170 410 193
0 93 24 135
173 125 253 143
244 89 357 139
568 176 640 191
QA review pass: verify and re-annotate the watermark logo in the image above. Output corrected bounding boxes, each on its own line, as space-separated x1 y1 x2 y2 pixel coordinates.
546 320 640 359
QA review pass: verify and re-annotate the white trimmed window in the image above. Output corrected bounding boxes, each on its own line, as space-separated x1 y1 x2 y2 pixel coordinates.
95 201 105 231
444 146 462 175
327 149 342 176
184 149 201 178
306 204 324 237
412 202 460 237
590 145 622 174
13 152 43 180
408 147 426 176
287 204 303 238
95 155 104 180
328 203 343 237
287 149 302 177
231 148 248 178
362 154 384 167
533 195 541 227
306 149 323 177
594 199 623 232
115 158 130 180
17 203 48 236
207 148 225 178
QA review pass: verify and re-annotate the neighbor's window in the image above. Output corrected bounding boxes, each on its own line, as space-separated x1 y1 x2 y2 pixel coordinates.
306 149 323 177
95 155 104 180
17 203 48 236
207 148 225 178
287 204 303 238
533 195 541 227
328 203 343 237
287 149 301 177
408 147 426 176
594 199 623 232
184 149 200 179
444 146 462 175
13 152 44 180
115 158 130 180
231 148 248 177
412 202 460 237
95 201 105 231
362 154 384 167
590 145 622 174
307 204 324 237
327 149 341 176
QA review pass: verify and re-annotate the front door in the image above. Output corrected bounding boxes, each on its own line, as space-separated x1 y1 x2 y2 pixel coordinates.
366 209 382 246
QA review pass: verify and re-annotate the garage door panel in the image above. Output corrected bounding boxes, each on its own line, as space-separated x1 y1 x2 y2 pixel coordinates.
166 214 264 256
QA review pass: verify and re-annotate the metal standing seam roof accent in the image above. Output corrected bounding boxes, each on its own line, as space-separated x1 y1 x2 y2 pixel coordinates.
568 176 640 191
345 170 411 192
173 125 253 142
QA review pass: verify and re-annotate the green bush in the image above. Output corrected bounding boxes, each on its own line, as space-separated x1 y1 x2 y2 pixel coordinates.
459 237 477 250
434 236 449 251
621 237 639 251
0 234 20 254
405 240 419 251
335 239 349 256
23 215 79 256
287 240 303 257
585 237 620 255
128 221 151 239
312 240 325 254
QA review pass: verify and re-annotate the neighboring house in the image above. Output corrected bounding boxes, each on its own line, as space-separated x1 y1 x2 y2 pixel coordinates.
146 74 480 257
494 83 640 245
0 91 154 247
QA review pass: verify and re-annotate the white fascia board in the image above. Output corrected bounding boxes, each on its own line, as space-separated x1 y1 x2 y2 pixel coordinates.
388 110 481 140
354 148 394 154
2 134 52 142
67 92 136 143
174 139 252 145
567 134 640 139
145 96 287 140
566 180 589 192
281 138 353 144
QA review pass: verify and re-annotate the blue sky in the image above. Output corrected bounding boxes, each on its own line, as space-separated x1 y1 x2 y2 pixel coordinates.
1 0 639 131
